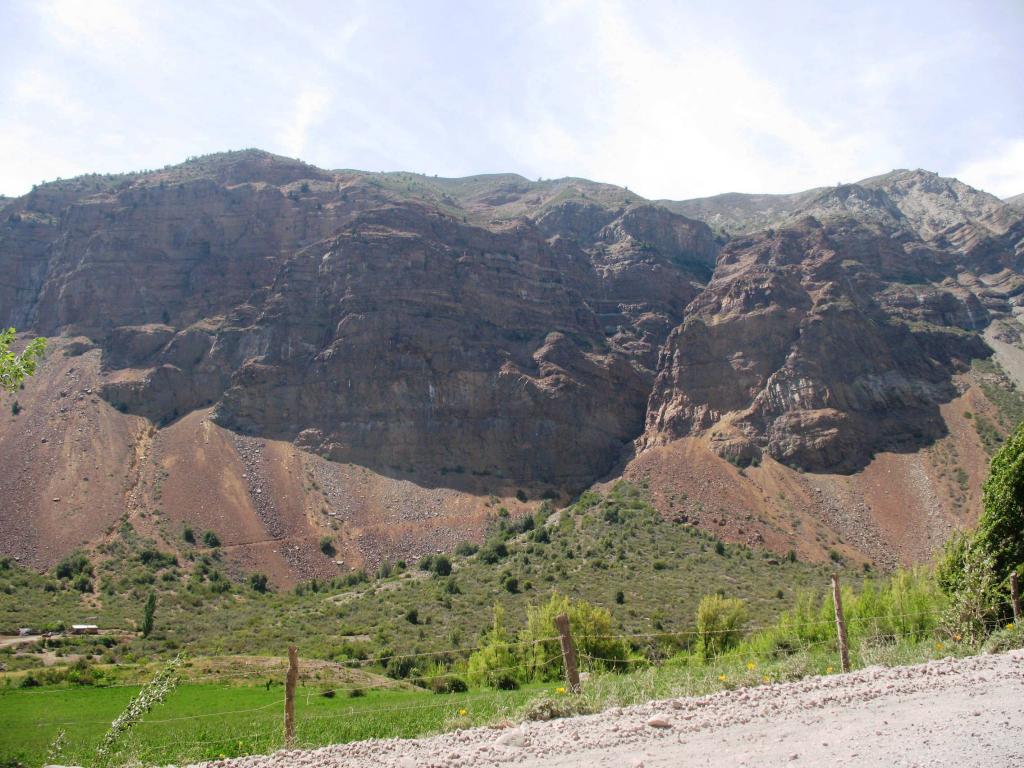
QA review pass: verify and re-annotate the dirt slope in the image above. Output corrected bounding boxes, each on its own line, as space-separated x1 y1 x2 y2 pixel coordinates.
0 337 533 586
195 649 1024 768
0 335 999 582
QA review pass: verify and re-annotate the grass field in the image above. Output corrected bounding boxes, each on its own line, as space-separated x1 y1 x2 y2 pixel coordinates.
5 619 1019 768
1 680 549 767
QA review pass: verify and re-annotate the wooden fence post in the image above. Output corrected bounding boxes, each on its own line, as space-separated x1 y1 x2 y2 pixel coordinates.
831 574 850 673
284 645 298 747
554 613 581 694
1011 572 1022 624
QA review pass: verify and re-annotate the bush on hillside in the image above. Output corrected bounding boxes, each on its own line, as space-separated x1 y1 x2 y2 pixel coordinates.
466 606 521 690
695 594 747 658
55 553 92 580
518 593 631 681
940 420 1024 622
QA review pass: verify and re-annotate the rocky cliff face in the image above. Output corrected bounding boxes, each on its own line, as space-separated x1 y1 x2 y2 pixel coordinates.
3 152 1024 576
0 151 716 493
643 170 1024 471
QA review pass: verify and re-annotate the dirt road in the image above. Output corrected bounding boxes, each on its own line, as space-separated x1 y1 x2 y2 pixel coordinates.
196 649 1024 768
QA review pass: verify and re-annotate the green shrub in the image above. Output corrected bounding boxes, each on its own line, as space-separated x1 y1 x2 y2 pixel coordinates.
478 539 508 564
202 531 220 548
319 536 335 556
942 545 999 645
55 553 92 580
249 573 269 593
695 594 747 657
519 593 631 680
467 606 521 689
139 548 177 569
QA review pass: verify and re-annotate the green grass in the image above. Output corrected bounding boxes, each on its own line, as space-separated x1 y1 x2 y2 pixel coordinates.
0 681 549 767
5 621 1018 768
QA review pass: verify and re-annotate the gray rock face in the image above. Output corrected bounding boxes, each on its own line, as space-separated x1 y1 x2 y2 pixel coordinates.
643 172 1024 472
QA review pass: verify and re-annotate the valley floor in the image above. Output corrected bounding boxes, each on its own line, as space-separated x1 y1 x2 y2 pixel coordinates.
199 649 1024 768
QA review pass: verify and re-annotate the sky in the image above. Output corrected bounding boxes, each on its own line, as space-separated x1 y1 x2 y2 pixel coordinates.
1 0 1022 200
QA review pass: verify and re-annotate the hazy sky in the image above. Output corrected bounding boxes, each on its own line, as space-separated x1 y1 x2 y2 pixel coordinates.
2 0 1022 199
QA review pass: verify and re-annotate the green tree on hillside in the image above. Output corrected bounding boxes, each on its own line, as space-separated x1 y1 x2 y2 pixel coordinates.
0 328 46 392
940 420 1024 619
142 592 157 637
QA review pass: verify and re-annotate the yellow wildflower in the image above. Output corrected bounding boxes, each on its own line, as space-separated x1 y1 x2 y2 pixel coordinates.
762 676 770 684
458 708 468 716
555 686 566 695
1007 623 1015 631
746 661 756 671
826 666 834 674
718 674 727 682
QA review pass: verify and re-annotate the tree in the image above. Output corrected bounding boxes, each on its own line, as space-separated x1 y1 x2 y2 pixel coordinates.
940 421 1024 611
141 592 157 637
0 329 46 393
973 423 1024 581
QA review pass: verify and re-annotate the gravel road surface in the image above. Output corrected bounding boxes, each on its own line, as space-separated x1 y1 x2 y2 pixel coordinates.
194 649 1024 768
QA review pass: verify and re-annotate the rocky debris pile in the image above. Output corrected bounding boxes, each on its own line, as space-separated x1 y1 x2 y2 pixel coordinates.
232 435 287 541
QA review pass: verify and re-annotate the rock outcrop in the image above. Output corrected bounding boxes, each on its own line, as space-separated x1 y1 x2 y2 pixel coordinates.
643 171 1024 471
0 151 716 492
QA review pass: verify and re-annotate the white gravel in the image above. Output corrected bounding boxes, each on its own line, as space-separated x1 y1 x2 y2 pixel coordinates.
192 649 1024 768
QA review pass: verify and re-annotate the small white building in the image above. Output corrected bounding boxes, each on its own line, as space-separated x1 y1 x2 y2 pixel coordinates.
71 624 99 635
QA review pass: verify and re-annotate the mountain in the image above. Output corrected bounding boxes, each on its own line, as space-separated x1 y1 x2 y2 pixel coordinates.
2 150 1023 583
658 188 826 235
1006 192 1024 212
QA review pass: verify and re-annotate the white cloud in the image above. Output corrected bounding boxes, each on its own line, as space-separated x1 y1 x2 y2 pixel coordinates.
955 140 1024 199
498 1 898 199
280 86 332 159
36 0 149 63
11 68 88 123
0 0 1020 201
